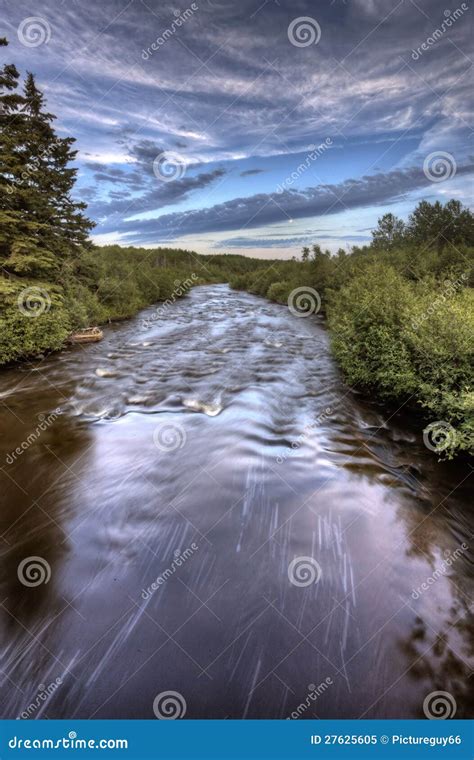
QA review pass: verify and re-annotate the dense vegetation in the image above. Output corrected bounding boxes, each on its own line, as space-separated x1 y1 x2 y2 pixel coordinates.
0 39 263 364
1 39 472 456
230 204 474 457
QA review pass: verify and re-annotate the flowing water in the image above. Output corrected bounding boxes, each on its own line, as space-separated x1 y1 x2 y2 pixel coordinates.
0 284 472 719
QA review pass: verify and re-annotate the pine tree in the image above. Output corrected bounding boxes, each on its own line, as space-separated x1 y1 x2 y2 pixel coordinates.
0 40 94 278
0 37 27 275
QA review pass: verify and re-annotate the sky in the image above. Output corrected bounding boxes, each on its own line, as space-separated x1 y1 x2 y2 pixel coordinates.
2 0 473 257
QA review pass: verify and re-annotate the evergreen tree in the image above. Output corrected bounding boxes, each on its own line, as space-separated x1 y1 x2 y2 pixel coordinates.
0 41 93 278
0 37 26 275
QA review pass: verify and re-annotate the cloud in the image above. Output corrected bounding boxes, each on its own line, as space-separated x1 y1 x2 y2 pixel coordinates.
88 167 227 220
4 0 472 250
96 162 474 242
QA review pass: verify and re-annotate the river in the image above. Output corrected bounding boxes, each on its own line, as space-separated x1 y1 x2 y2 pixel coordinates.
0 284 472 720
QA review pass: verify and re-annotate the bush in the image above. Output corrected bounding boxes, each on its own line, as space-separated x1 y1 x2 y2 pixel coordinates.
0 278 71 364
267 280 292 303
327 264 473 456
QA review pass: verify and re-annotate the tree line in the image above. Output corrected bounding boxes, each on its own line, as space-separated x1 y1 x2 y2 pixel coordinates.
1 38 472 456
0 39 264 364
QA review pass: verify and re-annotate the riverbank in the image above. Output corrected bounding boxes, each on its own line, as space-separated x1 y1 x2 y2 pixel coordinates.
1 284 472 719
229 246 474 459
0 247 266 367
2 242 472 459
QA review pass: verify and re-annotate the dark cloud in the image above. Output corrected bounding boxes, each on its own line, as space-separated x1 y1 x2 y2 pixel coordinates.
240 169 265 177
128 139 165 167
77 186 98 201
98 163 474 242
88 167 227 220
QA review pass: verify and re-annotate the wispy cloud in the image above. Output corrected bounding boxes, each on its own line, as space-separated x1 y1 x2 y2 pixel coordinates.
3 0 472 253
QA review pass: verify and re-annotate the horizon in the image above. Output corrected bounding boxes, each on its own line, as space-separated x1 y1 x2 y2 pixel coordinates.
2 0 473 258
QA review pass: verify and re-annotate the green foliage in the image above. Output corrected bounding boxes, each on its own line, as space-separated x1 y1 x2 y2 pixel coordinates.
371 212 405 250
370 200 473 253
328 267 473 456
0 52 94 278
0 278 70 364
229 201 474 457
0 245 266 364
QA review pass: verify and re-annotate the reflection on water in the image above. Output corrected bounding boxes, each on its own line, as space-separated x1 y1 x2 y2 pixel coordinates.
0 284 472 719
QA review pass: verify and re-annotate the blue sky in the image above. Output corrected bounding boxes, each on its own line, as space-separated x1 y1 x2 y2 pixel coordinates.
2 0 473 257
